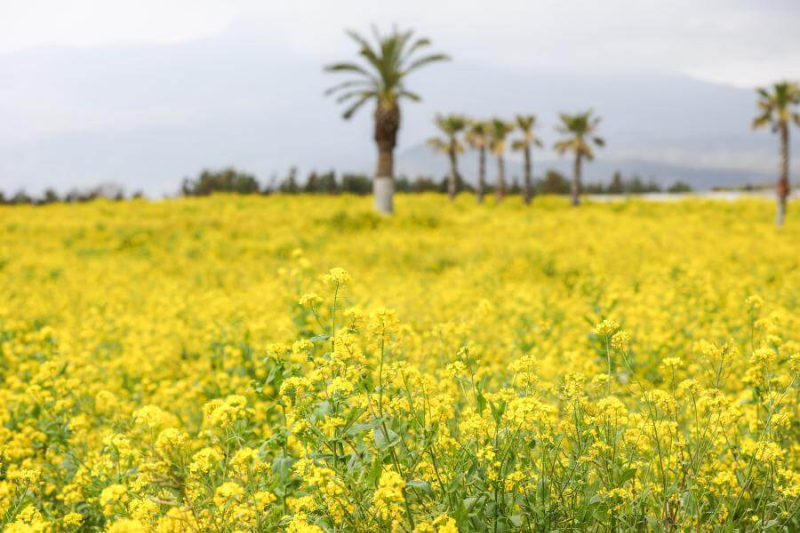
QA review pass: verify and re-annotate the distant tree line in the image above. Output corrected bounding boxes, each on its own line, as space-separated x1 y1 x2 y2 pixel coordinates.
0 183 143 206
0 168 695 205
584 172 692 194
179 167 693 197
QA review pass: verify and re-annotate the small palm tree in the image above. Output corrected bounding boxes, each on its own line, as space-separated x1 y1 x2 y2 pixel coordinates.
753 81 800 226
466 120 490 204
427 114 468 200
554 110 605 206
489 119 514 201
512 115 543 205
324 27 449 214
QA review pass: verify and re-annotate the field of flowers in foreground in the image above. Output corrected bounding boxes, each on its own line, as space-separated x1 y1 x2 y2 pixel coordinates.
0 195 798 532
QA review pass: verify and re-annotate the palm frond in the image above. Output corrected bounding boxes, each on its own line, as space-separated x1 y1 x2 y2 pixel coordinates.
427 138 448 152
324 80 372 96
335 90 374 105
346 30 380 66
752 113 772 130
342 94 373 120
553 110 604 158
752 81 800 132
553 140 573 154
401 38 431 64
434 114 468 135
404 53 450 75
515 115 535 132
325 27 449 117
398 90 422 102
466 121 489 149
324 62 371 76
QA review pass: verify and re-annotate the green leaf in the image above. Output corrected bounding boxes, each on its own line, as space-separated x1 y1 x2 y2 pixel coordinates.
406 479 433 498
463 495 483 513
367 455 383 485
373 426 400 449
619 468 637 483
447 473 465 495
272 456 294 482
476 391 487 414
344 422 372 437
490 399 506 425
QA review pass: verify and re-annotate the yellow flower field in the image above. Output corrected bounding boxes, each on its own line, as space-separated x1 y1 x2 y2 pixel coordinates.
0 194 798 532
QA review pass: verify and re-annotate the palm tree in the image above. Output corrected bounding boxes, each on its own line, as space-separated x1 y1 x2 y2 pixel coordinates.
427 114 468 200
554 110 605 206
512 115 543 205
324 27 450 214
752 81 800 226
489 119 514 201
466 120 490 204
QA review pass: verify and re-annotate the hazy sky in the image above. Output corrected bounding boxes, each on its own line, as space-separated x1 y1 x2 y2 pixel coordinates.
2 1 800 194
5 0 799 86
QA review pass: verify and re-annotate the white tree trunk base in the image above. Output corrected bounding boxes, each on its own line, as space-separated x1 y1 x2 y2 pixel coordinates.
374 176 394 215
776 199 786 226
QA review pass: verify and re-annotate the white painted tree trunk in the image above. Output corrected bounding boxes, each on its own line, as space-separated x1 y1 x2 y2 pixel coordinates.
373 176 394 215
776 197 786 226
776 123 790 227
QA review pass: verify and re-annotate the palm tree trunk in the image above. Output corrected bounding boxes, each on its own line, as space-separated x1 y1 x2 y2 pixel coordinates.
376 145 394 177
776 123 790 226
496 155 506 202
374 147 394 214
477 147 486 204
447 144 458 201
571 154 582 207
523 145 532 205
374 102 400 215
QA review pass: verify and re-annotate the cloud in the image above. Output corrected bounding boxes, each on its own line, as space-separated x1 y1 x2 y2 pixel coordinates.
1 0 236 53
3 1 799 86
238 0 800 87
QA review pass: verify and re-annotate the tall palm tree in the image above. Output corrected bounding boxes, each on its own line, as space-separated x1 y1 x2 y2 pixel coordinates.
554 110 605 206
324 27 450 214
489 119 514 201
427 114 468 200
753 81 800 226
466 120 490 204
512 115 543 205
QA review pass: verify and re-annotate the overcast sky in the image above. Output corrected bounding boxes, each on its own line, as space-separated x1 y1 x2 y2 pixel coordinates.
2 0 800 194
5 0 799 86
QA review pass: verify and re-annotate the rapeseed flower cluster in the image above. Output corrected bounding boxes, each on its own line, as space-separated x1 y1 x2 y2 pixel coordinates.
0 194 797 531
